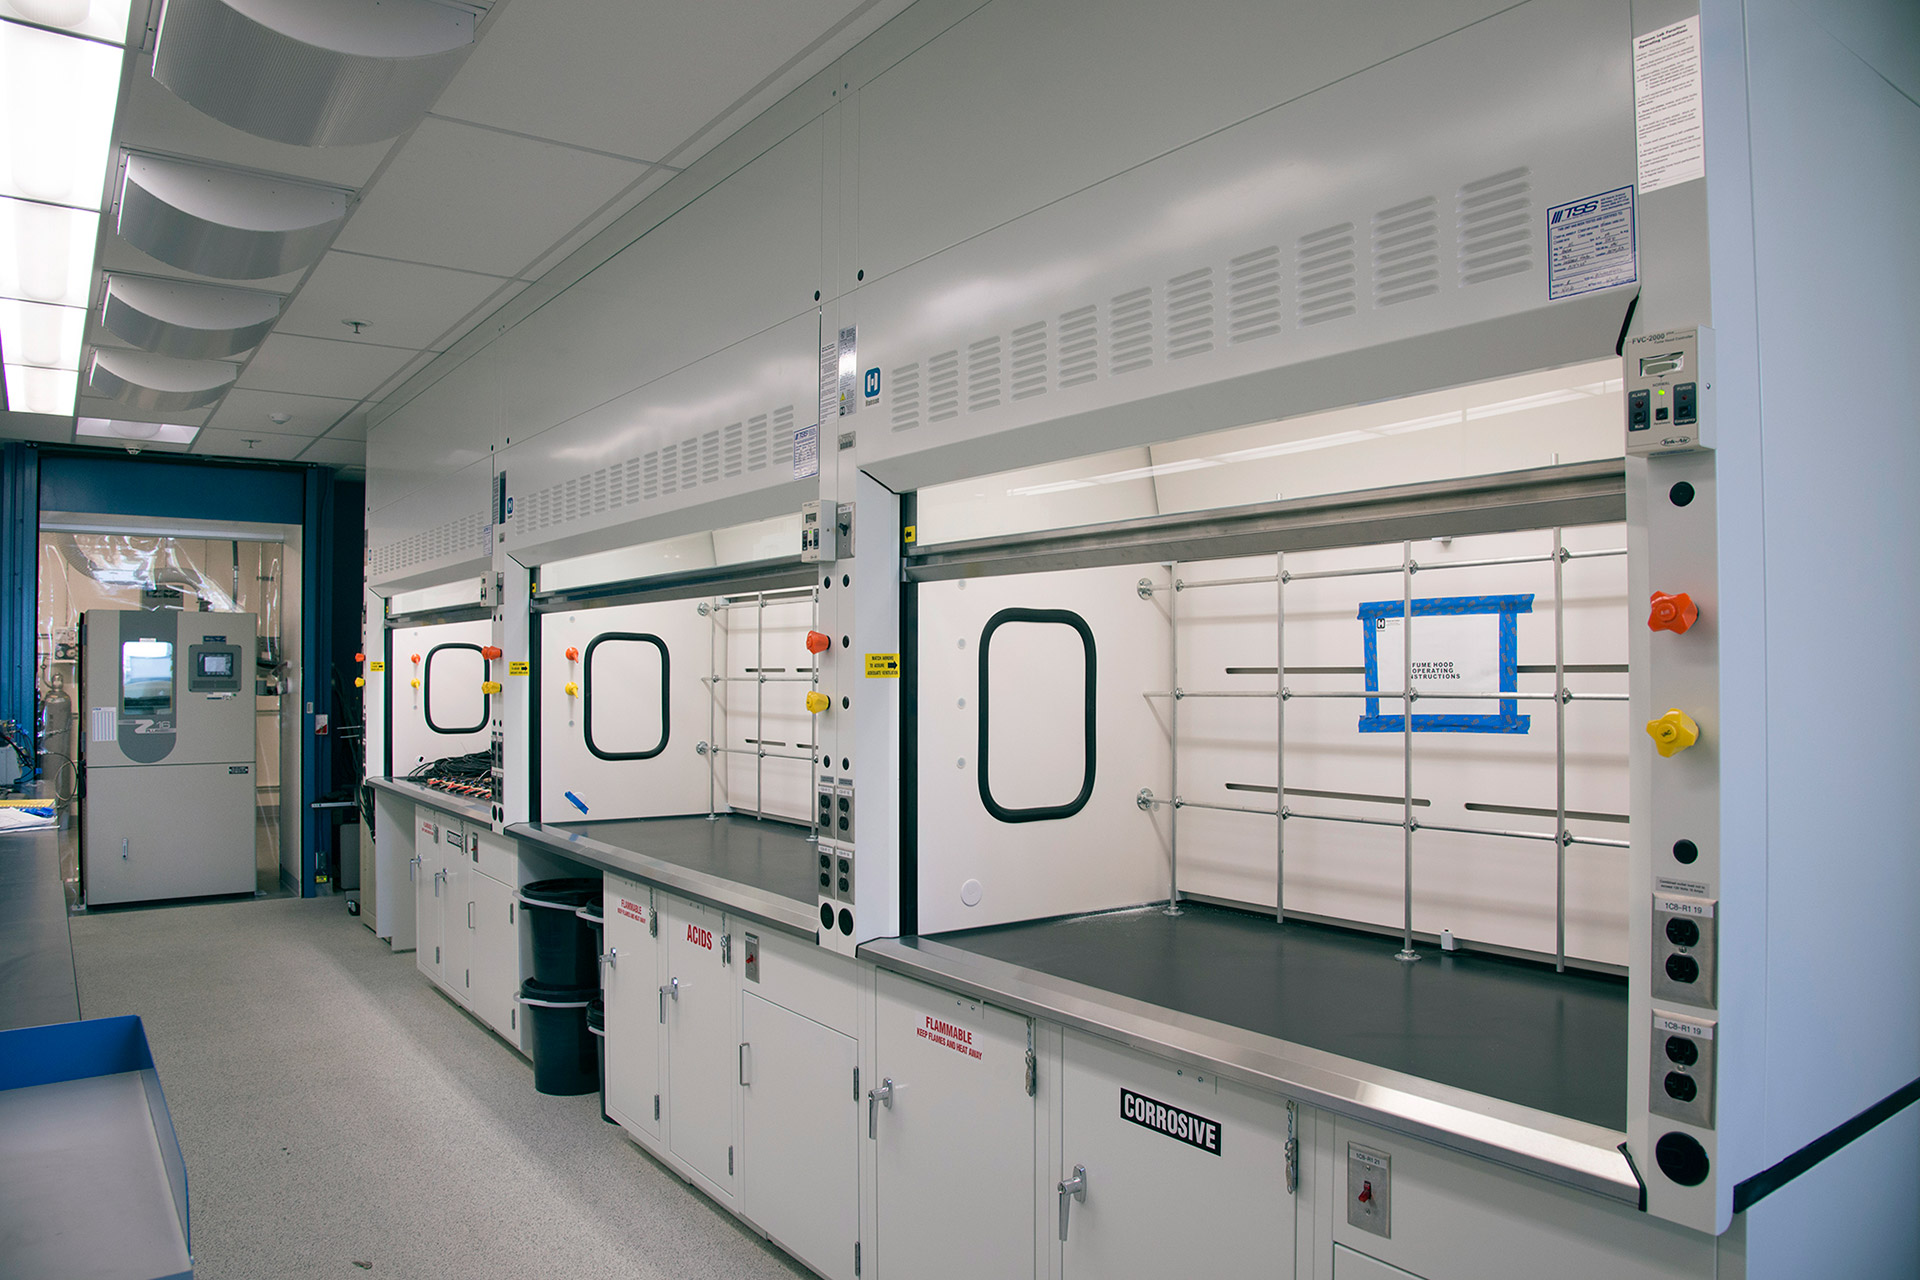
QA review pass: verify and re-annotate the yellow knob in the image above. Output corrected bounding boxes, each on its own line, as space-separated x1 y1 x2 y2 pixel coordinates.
1646 708 1700 758
805 691 831 714
564 681 580 697
409 677 421 689
353 676 365 688
481 681 503 695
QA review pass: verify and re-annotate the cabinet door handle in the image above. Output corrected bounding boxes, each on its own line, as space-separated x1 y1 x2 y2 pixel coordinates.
1058 1164 1088 1242
867 1077 894 1139
468 900 474 930
739 1042 751 1086
601 946 618 974
409 855 419 882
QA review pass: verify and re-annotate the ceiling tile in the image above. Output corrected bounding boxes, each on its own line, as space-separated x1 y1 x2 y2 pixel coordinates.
432 0 909 163
0 410 76 445
115 56 396 190
208 388 360 438
276 252 521 351
191 428 312 461
322 410 371 442
294 436 367 468
516 168 675 281
236 332 420 399
330 116 646 276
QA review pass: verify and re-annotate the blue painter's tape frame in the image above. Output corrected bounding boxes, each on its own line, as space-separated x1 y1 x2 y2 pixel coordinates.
1358 594 1534 734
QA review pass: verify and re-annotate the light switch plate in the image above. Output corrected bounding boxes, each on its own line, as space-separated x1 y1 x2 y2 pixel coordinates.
1347 1143 1391 1238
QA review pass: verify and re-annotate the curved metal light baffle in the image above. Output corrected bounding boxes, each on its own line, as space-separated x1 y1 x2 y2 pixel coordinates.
88 348 238 412
117 154 349 280
152 0 477 147
101 274 282 359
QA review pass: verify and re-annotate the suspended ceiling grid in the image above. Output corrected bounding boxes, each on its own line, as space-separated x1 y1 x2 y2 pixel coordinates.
5 0 914 474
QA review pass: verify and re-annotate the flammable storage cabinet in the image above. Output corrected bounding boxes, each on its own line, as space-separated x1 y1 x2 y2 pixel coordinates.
81 609 257 906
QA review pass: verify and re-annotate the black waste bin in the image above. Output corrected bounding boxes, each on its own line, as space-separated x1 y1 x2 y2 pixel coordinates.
518 877 602 987
520 978 599 1096
585 996 614 1123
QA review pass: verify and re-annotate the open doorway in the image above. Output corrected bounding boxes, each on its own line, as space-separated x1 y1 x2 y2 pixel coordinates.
36 515 301 906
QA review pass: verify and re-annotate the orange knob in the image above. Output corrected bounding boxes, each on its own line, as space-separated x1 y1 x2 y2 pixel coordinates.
805 630 832 655
1648 591 1698 635
481 645 503 660
354 652 365 663
410 653 421 665
565 646 579 662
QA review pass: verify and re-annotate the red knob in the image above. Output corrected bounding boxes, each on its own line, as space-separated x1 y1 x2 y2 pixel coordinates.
481 645 503 660
410 653 421 665
565 646 579 662
1648 591 1698 635
805 630 832 655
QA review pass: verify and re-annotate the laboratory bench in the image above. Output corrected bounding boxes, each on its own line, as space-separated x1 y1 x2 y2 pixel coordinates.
863 899 1641 1204
513 813 822 940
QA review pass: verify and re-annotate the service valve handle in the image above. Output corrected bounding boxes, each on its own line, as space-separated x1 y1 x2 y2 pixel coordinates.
1648 591 1699 635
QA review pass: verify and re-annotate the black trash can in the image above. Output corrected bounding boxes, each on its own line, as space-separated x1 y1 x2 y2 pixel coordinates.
586 996 614 1123
520 978 599 1096
518 877 602 987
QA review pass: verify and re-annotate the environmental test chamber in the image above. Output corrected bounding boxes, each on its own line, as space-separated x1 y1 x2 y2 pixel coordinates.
80 608 257 906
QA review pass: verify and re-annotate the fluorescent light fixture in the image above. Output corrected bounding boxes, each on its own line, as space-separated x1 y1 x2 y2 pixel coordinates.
0 296 84 368
0 196 99 305
75 416 200 444
1 0 135 45
2 362 76 413
75 417 201 445
0 20 123 208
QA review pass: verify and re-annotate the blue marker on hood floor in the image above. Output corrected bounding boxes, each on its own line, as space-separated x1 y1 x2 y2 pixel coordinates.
564 791 589 814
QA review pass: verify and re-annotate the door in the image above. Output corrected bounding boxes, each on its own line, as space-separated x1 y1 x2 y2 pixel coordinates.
873 971 1036 1280
470 871 520 1045
603 876 661 1139
81 761 256 904
663 895 737 1199
439 820 471 1007
742 993 859 1280
1058 1029 1295 1277
414 811 444 982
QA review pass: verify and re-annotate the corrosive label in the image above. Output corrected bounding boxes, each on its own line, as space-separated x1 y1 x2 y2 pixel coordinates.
508 660 530 676
1121 1088 1222 1156
918 1014 982 1060
617 898 645 923
865 653 900 678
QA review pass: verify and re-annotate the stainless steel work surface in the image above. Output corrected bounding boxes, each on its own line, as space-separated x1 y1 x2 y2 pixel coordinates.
939 903 1626 1128
0 1071 193 1280
367 775 492 827
0 826 80 1032
863 904 1640 1205
513 815 820 939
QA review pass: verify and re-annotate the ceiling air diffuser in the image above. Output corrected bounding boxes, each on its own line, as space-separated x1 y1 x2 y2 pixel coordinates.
116 153 348 280
87 347 238 412
101 274 281 358
152 0 476 147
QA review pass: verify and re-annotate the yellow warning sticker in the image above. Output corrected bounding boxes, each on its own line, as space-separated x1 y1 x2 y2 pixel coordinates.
508 660 530 677
865 653 901 678
903 525 916 544
369 661 385 672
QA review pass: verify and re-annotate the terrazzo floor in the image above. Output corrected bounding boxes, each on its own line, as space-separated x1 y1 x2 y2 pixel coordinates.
70 895 810 1280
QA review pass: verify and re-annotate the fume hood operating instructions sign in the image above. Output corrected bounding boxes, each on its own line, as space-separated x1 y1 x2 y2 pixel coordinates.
1547 186 1636 300
1633 16 1705 193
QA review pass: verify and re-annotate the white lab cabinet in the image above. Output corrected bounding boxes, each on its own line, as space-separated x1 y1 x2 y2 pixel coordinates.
741 992 859 1280
1057 1028 1296 1277
871 971 1037 1280
662 895 739 1201
439 822 472 1003
602 875 662 1140
413 810 447 983
469 873 521 1046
